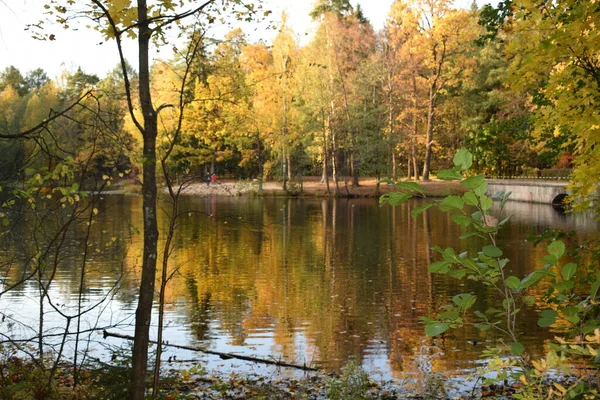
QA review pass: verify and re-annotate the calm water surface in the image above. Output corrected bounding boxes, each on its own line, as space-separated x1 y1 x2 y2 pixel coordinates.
0 194 597 380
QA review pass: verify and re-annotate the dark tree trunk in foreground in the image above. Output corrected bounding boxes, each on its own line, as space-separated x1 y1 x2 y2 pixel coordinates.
131 1 159 399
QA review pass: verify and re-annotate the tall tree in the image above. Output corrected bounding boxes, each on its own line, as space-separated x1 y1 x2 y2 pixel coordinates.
388 0 477 180
0 66 27 96
387 0 424 180
24 68 50 92
309 0 376 190
36 2 262 398
180 29 250 174
271 13 299 188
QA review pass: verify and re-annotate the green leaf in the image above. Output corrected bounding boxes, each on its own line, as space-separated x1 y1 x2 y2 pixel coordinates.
438 310 460 321
439 196 465 212
498 216 512 226
591 273 600 299
437 169 463 181
520 270 555 289
388 192 413 206
452 293 477 310
505 276 521 290
473 180 489 197
461 175 486 190
543 254 559 265
424 322 450 337
482 245 503 258
554 281 575 291
491 191 505 200
428 261 450 273
448 269 467 279
460 258 480 272
480 254 499 268
471 211 483 221
502 298 514 310
411 203 434 218
480 195 493 211
500 191 512 209
459 232 479 240
463 192 478 206
562 306 580 325
451 214 471 227
453 149 473 171
538 309 558 327
508 342 525 356
379 193 391 205
397 181 425 196
548 240 565 259
561 263 577 281
474 323 491 330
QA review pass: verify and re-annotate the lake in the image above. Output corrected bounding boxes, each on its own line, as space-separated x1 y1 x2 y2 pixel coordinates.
0 194 597 381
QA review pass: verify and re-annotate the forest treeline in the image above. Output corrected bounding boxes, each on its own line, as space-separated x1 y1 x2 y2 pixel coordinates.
1 0 598 204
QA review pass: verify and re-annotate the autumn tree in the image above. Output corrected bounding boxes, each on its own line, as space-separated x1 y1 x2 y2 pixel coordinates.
179 29 251 176
386 0 424 180
271 13 297 189
307 0 376 191
31 1 265 398
499 0 600 210
0 66 28 96
387 0 477 181
239 42 276 187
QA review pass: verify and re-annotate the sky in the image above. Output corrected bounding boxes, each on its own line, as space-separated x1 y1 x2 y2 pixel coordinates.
0 0 490 81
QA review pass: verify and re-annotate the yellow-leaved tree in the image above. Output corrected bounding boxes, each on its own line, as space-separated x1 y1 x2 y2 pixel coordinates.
505 0 600 211
30 1 266 398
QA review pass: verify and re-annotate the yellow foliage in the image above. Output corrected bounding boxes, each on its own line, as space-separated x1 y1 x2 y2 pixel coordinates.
507 0 600 211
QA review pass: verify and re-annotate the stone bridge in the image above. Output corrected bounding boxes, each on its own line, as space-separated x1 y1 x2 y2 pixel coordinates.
486 179 569 206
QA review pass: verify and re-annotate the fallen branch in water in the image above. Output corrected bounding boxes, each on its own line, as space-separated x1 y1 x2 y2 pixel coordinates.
103 330 319 372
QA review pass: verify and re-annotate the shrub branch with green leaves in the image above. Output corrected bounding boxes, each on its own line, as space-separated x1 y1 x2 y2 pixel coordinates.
380 149 600 397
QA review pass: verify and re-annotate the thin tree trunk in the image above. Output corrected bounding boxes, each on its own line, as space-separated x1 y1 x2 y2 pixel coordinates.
322 113 330 195
152 185 177 398
350 152 359 186
387 82 395 179
413 156 419 181
411 73 420 182
282 55 289 192
131 1 159 398
331 129 340 195
422 88 435 181
256 130 264 195
325 21 339 195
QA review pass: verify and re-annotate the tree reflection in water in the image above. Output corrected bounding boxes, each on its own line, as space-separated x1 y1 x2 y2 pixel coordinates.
1 194 597 380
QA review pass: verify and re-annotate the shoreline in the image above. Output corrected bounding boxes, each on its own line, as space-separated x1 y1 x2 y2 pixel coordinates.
106 177 466 199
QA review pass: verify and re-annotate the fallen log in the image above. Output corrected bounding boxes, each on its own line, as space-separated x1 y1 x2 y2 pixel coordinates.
103 330 318 372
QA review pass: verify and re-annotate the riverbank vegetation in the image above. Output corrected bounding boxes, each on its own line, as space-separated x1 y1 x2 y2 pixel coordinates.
0 0 598 398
